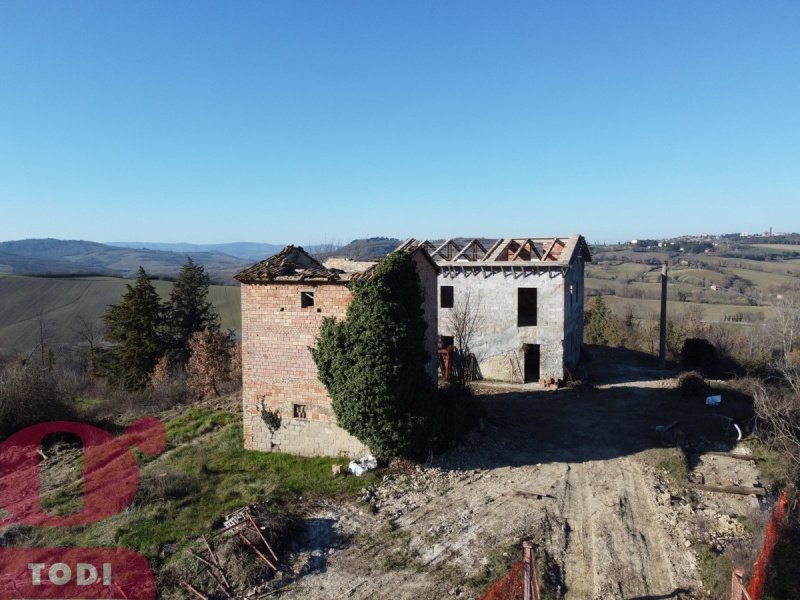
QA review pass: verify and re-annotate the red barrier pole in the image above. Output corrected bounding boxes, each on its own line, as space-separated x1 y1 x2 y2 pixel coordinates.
748 489 789 600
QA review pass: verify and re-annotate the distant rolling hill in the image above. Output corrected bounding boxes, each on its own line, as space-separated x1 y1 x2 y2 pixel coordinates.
0 274 241 354
107 241 284 261
0 236 408 354
315 237 403 261
0 239 250 282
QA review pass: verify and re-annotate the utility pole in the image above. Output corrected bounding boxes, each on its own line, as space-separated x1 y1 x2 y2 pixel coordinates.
659 261 668 368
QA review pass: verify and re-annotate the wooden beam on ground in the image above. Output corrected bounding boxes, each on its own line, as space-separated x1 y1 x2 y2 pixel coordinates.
181 581 209 600
692 484 766 497
202 536 233 594
246 511 279 563
698 451 758 462
515 489 556 500
239 531 278 570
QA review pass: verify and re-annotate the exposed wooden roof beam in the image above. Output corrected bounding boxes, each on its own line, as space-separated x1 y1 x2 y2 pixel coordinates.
453 239 487 261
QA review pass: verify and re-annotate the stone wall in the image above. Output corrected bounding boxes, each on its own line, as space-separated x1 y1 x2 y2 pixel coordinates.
562 259 585 371
409 250 440 380
438 267 569 382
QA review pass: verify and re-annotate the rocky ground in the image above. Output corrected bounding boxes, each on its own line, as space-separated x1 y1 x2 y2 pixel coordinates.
275 350 769 600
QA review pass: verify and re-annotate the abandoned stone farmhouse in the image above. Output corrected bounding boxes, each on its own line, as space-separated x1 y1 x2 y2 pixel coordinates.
235 245 439 457
236 235 590 457
399 236 592 384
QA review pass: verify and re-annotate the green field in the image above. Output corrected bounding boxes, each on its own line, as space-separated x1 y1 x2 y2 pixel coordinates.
601 295 770 323
585 248 799 327
752 243 800 253
0 275 241 353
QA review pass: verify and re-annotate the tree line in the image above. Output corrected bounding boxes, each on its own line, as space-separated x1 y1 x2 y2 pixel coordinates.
95 258 237 395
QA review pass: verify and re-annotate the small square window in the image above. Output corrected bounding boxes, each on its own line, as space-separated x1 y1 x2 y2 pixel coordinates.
293 404 307 419
440 286 454 308
300 291 315 308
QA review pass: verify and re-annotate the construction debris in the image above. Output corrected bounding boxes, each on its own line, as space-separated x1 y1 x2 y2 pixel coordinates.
348 455 378 476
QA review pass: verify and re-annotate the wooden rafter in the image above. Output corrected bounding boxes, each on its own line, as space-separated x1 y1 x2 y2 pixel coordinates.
415 239 438 254
482 239 503 261
541 238 565 261
433 239 462 261
494 239 517 261
510 238 542 261
453 239 487 261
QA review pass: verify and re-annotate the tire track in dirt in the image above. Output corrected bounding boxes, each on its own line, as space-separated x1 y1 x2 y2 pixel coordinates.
282 381 713 599
547 457 697 599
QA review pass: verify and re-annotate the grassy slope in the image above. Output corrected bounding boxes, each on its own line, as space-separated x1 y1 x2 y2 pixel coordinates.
0 275 241 352
34 406 372 566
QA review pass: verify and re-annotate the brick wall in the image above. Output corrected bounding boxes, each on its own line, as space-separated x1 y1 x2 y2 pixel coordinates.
241 253 440 458
240 282 370 456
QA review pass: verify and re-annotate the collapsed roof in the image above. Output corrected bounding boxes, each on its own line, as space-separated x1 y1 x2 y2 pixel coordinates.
234 245 355 283
397 236 591 266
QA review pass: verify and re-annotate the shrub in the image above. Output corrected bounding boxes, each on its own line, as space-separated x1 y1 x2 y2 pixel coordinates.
432 384 485 452
312 251 436 461
682 338 718 371
186 329 237 399
0 363 74 439
677 370 708 397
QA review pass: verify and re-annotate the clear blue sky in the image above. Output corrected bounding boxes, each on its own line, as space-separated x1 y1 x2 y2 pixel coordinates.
1 1 798 245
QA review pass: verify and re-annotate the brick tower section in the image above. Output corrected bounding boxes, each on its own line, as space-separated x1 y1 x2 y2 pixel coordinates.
240 281 370 457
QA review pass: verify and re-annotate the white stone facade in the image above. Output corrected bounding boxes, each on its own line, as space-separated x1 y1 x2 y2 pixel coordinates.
401 237 590 384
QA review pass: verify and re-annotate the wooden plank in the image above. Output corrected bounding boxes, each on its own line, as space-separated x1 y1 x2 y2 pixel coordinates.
515 489 556 500
692 484 766 496
239 531 277 570
246 511 279 563
700 451 758 462
181 581 209 600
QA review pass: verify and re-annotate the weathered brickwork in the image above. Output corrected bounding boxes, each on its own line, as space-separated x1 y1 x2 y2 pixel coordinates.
240 282 370 456
241 253 439 458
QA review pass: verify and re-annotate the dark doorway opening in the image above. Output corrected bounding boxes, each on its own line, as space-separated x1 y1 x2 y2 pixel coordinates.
523 344 540 382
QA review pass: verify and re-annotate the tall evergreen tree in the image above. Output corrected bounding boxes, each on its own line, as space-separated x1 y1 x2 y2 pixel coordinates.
101 267 165 389
311 251 435 460
166 257 219 363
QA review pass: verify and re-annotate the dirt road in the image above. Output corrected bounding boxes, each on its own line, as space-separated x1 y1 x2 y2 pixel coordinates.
280 353 762 599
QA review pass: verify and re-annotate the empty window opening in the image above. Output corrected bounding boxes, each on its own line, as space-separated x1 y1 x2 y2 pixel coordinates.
300 291 315 308
439 335 454 349
518 288 538 326
293 404 307 419
440 286 454 308
523 344 541 383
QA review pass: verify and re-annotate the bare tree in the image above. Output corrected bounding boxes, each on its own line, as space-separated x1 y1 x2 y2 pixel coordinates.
71 314 104 374
446 289 483 384
768 288 800 393
72 315 102 353
23 310 53 368
770 288 800 358
752 381 800 485
186 329 236 398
